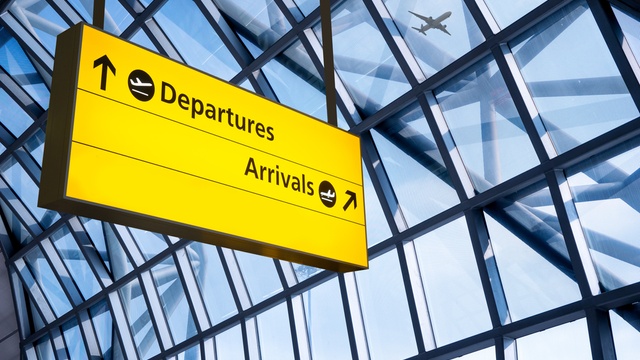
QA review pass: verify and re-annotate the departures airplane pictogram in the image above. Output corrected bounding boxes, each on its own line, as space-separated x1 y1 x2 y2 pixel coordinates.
409 10 452 36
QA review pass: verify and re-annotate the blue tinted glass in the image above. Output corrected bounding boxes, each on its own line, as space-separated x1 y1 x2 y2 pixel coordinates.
0 27 50 107
105 224 133 280
293 0 318 16
9 0 69 54
51 226 101 300
24 247 72 317
363 164 392 247
155 0 241 80
215 324 244 360
384 0 484 76
256 302 294 360
516 318 591 359
302 278 351 359
483 0 546 28
313 0 411 116
356 250 417 359
24 129 45 166
372 102 459 226
0 88 33 138
62 318 88 360
187 242 238 324
436 56 539 191
129 227 167 261
90 300 117 360
235 251 283 303
130 29 159 52
118 277 160 359
67 0 132 35
0 198 33 244
35 335 54 360
614 6 640 64
151 256 197 344
510 1 639 154
610 308 640 360
80 218 110 271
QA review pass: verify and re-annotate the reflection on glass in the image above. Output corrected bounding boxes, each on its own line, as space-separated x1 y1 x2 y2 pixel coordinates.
187 243 237 324
105 223 133 280
363 163 392 247
0 27 50 107
177 343 201 360
155 0 241 80
51 226 101 300
510 1 639 154
235 250 283 303
90 299 121 360
256 302 294 360
81 218 111 271
413 217 492 345
484 183 581 321
35 335 53 360
454 346 495 360
130 29 159 52
610 307 640 360
0 88 34 138
356 250 417 359
9 0 68 54
482 0 545 28
516 318 591 359
129 227 167 261
383 0 484 76
0 198 33 244
372 102 459 226
436 56 539 192
151 256 197 344
215 324 244 360
24 129 45 166
293 0 318 16
613 6 640 64
302 278 352 359
62 318 88 360
1 156 60 228
566 138 640 290
261 41 327 120
212 0 291 55
24 246 72 317
313 0 411 117
66 0 132 35
118 277 160 359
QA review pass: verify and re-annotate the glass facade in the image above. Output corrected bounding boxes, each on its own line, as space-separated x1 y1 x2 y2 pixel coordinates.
0 0 639 359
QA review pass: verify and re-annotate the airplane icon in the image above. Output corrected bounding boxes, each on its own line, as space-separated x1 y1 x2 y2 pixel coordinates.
320 189 335 203
409 11 452 36
130 77 153 97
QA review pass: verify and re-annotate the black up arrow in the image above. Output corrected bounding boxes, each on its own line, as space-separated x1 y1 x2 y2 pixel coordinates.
93 55 116 91
343 190 357 211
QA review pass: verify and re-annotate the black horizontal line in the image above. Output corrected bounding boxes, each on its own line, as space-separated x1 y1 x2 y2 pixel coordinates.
72 140 365 227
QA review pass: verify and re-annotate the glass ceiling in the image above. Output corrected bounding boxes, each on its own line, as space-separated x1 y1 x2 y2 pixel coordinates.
1 0 640 359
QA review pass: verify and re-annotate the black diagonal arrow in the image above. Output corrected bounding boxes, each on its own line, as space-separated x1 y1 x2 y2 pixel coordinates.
93 55 116 91
343 190 357 211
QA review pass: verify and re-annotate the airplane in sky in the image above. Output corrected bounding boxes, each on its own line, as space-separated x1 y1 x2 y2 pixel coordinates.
409 11 452 36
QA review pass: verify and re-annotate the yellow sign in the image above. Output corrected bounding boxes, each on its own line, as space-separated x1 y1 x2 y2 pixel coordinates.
39 23 367 272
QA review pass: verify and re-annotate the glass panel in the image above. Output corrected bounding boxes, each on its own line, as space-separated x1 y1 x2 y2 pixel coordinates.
1 156 60 228
256 302 295 360
105 224 133 280
35 335 54 360
484 183 581 321
62 318 88 360
129 227 167 261
363 163 392 247
566 138 640 290
154 0 241 80
610 306 640 360
454 346 495 360
24 246 72 317
9 0 68 54
293 0 318 16
413 217 492 345
313 0 411 117
383 0 484 76
516 318 591 359
177 343 201 360
302 277 351 359
215 323 244 360
0 27 50 107
151 256 197 344
24 129 45 166
0 198 33 244
66 0 132 35
0 88 33 138
118 277 160 359
81 218 111 271
212 0 292 55
130 29 159 52
356 250 417 359
261 41 327 121
614 6 640 64
90 299 121 360
482 0 546 28
186 243 237 325
371 102 459 226
510 1 639 154
51 225 101 300
292 263 322 281
234 250 283 303
435 56 539 192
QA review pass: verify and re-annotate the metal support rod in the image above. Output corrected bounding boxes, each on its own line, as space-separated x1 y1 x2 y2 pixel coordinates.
93 0 105 29
320 0 337 126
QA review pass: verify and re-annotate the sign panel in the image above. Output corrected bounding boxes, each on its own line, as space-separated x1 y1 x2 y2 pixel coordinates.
39 23 367 272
